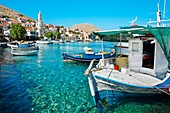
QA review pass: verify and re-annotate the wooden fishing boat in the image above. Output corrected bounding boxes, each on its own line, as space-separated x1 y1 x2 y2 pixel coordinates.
63 47 116 62
10 42 39 50
85 26 170 112
11 50 38 56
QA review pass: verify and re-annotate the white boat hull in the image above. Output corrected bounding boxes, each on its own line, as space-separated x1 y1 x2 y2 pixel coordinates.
36 41 50 44
11 46 39 50
11 50 38 56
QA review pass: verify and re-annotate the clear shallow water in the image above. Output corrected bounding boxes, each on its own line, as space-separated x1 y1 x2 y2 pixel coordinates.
1 42 170 113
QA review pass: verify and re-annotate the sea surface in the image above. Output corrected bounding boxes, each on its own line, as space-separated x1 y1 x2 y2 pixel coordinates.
0 41 170 113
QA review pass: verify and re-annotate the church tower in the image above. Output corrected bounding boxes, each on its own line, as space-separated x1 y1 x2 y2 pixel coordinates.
37 11 44 37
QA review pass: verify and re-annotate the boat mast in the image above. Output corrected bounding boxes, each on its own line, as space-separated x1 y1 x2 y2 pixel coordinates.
157 3 161 27
101 39 104 59
119 33 122 55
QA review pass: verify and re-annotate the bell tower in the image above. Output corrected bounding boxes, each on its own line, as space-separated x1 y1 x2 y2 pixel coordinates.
37 11 44 37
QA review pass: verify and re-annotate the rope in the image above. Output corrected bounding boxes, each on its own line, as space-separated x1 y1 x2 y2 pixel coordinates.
154 86 170 96
106 69 113 100
85 105 97 113
131 71 170 96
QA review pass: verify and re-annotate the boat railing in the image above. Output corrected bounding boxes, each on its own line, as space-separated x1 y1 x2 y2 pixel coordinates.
95 55 129 71
84 59 95 76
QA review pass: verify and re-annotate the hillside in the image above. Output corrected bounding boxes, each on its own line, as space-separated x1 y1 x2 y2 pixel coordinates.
0 5 101 32
0 4 36 22
70 23 101 33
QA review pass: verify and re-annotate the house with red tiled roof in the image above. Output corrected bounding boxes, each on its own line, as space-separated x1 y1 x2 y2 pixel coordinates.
25 26 38 40
17 18 26 23
8 18 21 26
0 22 11 38
44 24 56 33
0 18 7 24
0 22 9 31
22 22 36 28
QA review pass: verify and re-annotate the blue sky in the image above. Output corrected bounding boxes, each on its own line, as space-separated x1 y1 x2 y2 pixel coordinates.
1 0 170 30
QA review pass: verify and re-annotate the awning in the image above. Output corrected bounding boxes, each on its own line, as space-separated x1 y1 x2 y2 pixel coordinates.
147 27 170 70
94 26 170 70
93 26 149 36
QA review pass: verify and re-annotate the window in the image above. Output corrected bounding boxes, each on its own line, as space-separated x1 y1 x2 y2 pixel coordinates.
132 42 139 52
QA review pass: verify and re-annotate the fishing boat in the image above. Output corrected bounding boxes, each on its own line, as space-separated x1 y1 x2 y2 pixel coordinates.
51 40 60 44
115 42 129 48
36 38 53 44
11 50 38 56
7 42 18 48
9 42 39 56
11 42 39 50
85 26 170 112
36 40 52 44
59 39 65 43
62 46 116 62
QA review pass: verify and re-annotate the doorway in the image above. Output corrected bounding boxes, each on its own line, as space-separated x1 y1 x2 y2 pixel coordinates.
142 40 155 69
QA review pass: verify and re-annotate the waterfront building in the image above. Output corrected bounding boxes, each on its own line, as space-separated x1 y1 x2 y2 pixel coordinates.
25 27 38 40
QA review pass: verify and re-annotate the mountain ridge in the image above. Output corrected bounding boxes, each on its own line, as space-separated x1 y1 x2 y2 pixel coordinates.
70 23 101 33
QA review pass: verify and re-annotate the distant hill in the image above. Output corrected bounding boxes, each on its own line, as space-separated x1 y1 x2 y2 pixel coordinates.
70 23 101 33
0 4 36 22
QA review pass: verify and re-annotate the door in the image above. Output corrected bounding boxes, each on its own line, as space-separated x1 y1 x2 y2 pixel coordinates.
128 38 143 71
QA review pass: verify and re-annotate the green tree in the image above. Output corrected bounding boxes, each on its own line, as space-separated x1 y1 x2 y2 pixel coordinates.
44 32 53 38
54 31 61 39
10 24 26 40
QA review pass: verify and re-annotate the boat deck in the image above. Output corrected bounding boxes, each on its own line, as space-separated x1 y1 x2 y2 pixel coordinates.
92 68 162 87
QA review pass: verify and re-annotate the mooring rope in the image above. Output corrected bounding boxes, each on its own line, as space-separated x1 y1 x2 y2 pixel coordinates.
106 69 113 100
85 105 97 113
153 86 170 96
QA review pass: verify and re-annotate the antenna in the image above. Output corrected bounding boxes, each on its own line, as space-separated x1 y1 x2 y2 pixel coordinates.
147 0 170 27
130 16 137 26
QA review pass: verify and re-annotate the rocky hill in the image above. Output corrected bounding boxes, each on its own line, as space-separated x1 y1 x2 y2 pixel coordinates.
70 23 101 33
0 4 36 22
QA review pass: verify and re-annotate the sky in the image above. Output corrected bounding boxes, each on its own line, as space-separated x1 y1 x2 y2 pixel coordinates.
1 0 170 30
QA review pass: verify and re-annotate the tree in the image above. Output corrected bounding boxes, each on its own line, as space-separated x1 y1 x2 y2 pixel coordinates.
54 31 61 39
44 32 53 38
10 24 26 40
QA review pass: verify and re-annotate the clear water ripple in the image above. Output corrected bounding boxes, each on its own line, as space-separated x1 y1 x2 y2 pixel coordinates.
1 42 170 113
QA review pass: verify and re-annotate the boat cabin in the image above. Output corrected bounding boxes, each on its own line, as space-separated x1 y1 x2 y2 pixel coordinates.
94 27 169 79
83 47 94 54
128 35 168 78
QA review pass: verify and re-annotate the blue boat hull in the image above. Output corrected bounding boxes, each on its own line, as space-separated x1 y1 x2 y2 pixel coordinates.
88 73 170 113
62 52 116 62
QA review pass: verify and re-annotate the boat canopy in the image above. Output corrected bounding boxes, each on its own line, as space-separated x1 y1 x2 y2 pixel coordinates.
94 27 170 70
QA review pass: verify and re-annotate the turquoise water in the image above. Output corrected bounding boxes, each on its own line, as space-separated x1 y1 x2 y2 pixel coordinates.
1 42 170 113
